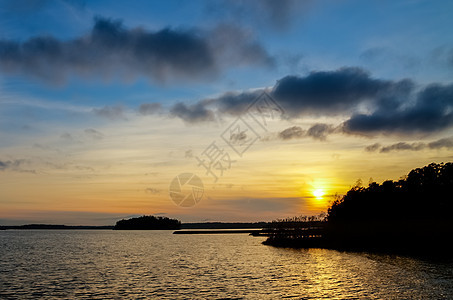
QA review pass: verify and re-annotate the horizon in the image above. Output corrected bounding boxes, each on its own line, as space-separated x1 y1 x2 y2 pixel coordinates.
1 0 453 225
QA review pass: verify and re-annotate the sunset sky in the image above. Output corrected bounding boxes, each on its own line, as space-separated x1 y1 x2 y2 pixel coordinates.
1 0 453 225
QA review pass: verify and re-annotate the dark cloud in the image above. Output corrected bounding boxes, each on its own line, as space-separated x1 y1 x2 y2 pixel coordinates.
307 123 336 141
272 67 413 117
214 91 262 115
0 17 273 83
138 103 162 115
141 67 416 126
199 67 414 121
137 66 453 136
365 136 453 153
169 102 215 124
344 83 453 134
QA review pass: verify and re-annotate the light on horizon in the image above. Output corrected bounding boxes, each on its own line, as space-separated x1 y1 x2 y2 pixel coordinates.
313 188 325 199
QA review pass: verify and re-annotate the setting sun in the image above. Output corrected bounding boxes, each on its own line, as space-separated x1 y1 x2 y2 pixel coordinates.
313 189 325 199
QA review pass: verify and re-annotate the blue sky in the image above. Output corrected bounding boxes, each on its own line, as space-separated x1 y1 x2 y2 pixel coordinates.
1 0 453 224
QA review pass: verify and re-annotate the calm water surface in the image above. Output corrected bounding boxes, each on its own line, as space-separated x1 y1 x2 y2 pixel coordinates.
1 230 452 299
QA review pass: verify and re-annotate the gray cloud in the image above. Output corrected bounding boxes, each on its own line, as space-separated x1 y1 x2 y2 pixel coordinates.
92 105 125 120
364 143 381 152
380 142 426 153
0 159 35 173
279 126 305 140
138 103 162 115
428 136 453 149
307 123 336 141
365 136 453 153
277 123 336 141
169 101 216 124
84 128 104 140
0 17 273 83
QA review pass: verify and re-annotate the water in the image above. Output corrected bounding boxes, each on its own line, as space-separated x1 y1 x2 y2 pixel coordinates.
1 230 452 299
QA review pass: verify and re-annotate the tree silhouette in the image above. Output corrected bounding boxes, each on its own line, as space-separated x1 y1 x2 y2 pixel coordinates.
265 162 453 255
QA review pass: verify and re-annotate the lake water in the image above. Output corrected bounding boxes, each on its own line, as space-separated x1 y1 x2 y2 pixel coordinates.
1 230 452 299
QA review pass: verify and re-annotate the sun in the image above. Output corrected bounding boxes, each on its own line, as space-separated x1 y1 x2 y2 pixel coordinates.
313 189 325 199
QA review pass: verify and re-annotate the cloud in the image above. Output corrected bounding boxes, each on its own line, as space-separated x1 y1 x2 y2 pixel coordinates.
364 143 381 152
380 142 426 153
365 136 453 153
138 103 162 115
0 159 35 173
279 126 305 140
84 128 104 140
428 136 453 149
188 67 412 120
136 66 453 135
344 83 453 134
92 105 125 120
272 67 414 117
169 101 216 124
307 123 336 141
0 17 273 83
214 91 262 115
278 124 337 141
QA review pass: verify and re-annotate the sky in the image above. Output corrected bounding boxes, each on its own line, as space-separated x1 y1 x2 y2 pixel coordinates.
1 0 453 225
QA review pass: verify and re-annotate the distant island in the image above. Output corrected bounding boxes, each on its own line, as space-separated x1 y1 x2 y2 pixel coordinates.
264 162 453 256
113 215 181 230
0 221 272 231
0 224 114 230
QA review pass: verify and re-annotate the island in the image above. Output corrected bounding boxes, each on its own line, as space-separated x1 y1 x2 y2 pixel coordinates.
113 215 181 230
